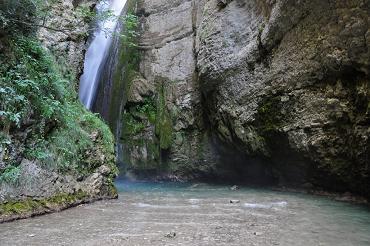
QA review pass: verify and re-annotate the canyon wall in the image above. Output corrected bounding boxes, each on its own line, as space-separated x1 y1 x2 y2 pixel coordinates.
122 0 220 180
125 0 369 195
197 0 369 194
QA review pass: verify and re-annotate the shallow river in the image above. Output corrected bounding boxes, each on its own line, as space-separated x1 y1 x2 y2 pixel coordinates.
1 181 370 246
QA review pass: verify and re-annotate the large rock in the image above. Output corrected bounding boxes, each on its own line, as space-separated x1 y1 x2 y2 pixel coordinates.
123 0 369 196
0 160 115 203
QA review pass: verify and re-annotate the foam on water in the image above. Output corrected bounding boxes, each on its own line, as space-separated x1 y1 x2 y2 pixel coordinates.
243 201 288 209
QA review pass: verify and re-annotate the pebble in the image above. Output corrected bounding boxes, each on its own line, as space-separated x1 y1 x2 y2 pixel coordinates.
165 232 176 239
230 185 239 191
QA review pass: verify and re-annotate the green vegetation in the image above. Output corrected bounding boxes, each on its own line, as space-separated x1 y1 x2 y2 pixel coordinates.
256 96 284 133
0 37 64 132
122 97 157 138
46 105 116 176
120 11 141 95
122 112 146 137
106 6 140 131
155 82 173 150
121 79 175 173
140 98 157 124
120 13 139 48
0 36 116 181
0 0 119 220
108 0 174 172
122 81 175 154
0 166 21 185
0 0 44 35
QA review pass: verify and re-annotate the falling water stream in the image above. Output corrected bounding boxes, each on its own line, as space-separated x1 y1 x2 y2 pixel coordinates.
79 0 127 109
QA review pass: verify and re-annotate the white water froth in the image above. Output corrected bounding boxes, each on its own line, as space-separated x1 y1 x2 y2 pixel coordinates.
134 203 200 209
188 199 200 204
79 0 127 109
243 201 288 209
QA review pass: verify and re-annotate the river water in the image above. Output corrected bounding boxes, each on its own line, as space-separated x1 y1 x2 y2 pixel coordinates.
0 181 369 246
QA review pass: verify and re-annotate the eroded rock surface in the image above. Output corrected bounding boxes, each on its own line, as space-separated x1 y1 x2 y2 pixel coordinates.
38 0 97 78
197 0 369 194
122 0 219 179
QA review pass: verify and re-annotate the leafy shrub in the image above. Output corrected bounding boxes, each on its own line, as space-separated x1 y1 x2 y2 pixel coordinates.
0 36 116 180
120 13 139 48
0 0 45 35
0 37 65 132
0 166 21 184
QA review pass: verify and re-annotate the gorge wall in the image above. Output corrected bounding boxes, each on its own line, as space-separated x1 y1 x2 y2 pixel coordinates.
123 0 369 196
198 0 369 194
121 0 220 180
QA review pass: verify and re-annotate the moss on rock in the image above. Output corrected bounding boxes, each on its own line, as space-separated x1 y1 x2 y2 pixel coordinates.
155 81 174 150
256 96 284 134
0 190 91 222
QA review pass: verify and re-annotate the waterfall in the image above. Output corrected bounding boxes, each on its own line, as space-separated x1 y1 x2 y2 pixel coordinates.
79 0 134 176
79 0 127 109
92 1 134 174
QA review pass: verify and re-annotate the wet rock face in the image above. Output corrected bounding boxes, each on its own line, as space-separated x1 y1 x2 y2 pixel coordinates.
123 0 219 178
197 0 370 194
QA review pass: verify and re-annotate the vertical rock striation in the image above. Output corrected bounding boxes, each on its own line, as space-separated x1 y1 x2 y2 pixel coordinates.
122 0 219 180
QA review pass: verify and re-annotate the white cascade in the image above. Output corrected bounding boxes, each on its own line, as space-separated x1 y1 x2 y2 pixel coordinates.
79 0 127 109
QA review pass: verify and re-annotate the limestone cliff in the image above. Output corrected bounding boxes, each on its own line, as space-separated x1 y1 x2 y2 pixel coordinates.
124 0 369 196
121 0 219 180
197 0 369 195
